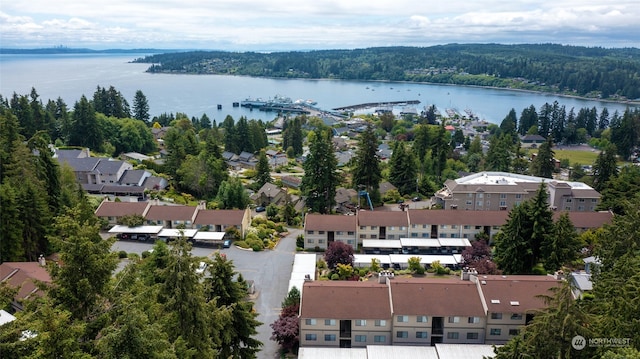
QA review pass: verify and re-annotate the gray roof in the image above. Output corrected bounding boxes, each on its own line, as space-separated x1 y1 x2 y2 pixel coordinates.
60 157 101 172
95 159 130 174
570 273 593 291
54 148 89 160
142 176 168 190
119 169 148 185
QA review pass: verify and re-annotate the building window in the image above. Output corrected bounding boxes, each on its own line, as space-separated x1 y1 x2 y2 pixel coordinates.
325 319 336 326
360 226 365 230
370 234 377 239
375 320 386 327
336 231 343 235
448 316 460 323
371 226 377 230
423 224 428 228
447 332 459 339
411 233 418 238
307 239 314 244
396 331 408 338
466 200 472 205
417 315 428 323
509 329 520 336
318 239 324 244
477 201 483 206
500 193 507 199
490 328 502 336
478 193 484 199
355 335 367 342
389 226 395 230
416 331 428 339
305 334 317 341
515 194 522 199
467 332 479 340
348 231 355 235
412 224 417 228
500 201 506 207
387 235 395 239
468 316 480 324
475 226 481 230
355 319 366 326
566 198 572 203
422 233 429 238
510 313 523 320
318 231 325 234
397 315 408 323
347 240 354 245
324 334 336 341
463 225 470 229
399 226 406 230
579 198 585 202
451 225 457 229
490 313 502 320
374 335 386 343
305 319 316 325
359 234 366 239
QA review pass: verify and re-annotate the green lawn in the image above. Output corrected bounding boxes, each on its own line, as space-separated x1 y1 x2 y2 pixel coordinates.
529 148 599 165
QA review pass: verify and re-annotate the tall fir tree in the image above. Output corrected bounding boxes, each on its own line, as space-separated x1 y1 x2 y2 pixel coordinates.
351 124 381 203
388 141 417 195
530 137 555 178
301 128 339 214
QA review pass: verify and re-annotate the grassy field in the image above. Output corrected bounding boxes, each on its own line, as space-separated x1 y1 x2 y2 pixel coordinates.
529 148 600 165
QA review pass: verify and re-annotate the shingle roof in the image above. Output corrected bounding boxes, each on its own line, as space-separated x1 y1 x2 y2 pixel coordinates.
301 281 391 319
95 159 130 174
0 262 52 302
145 205 197 221
193 209 245 225
119 169 148 185
305 214 357 232
391 278 485 317
95 201 149 217
60 157 101 172
358 211 408 227
477 275 561 313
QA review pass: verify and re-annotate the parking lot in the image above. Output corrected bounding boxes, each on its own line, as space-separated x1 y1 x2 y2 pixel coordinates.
109 229 300 359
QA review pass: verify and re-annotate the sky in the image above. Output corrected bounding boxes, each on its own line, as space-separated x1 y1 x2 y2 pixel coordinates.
1 0 639 51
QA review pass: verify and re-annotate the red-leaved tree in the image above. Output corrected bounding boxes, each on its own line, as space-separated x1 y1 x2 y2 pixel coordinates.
324 241 354 269
461 239 501 275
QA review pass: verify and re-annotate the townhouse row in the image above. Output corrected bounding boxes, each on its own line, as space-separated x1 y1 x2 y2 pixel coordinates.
303 209 613 251
299 271 561 348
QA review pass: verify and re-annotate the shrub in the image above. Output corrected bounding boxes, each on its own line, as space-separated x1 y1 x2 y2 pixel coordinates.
141 251 151 259
296 235 304 248
330 273 339 280
118 250 127 259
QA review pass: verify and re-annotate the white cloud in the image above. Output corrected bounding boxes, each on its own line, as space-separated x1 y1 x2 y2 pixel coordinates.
1 1 639 49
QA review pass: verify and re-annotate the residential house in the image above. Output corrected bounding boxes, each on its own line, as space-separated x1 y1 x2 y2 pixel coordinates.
122 152 153 163
0 260 52 311
281 176 302 189
520 134 546 149
94 200 150 227
378 181 397 197
434 171 600 211
304 214 357 250
334 187 358 213
193 208 252 238
253 182 287 206
144 204 198 228
300 281 393 348
357 211 408 241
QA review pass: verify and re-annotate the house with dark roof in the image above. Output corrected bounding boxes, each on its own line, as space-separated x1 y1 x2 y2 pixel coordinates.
334 187 358 213
95 160 133 185
253 182 287 206
520 134 546 148
119 169 151 186
281 176 302 189
0 260 52 311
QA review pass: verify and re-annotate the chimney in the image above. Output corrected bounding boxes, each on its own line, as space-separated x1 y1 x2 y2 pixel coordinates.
197 200 207 211
38 255 46 267
460 267 478 281
378 270 394 284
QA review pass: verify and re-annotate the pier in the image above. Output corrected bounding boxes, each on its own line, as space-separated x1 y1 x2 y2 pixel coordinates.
333 100 421 111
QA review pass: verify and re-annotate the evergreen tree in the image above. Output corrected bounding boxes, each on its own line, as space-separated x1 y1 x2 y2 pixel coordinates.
132 89 150 124
255 149 272 189
216 176 250 209
388 141 417 195
591 144 619 192
204 253 262 358
499 108 518 140
541 212 582 271
597 165 640 215
351 124 382 203
530 137 555 178
485 133 512 172
222 115 238 154
70 95 103 151
518 104 538 136
301 128 339 214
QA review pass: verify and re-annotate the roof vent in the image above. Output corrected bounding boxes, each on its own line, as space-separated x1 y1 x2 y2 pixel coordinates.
510 301 520 306
491 299 500 304
481 280 487 285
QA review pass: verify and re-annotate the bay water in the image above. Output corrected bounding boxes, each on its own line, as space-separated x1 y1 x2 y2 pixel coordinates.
0 53 635 125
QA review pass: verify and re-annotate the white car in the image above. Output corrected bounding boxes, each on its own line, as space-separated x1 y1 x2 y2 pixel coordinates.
195 261 208 274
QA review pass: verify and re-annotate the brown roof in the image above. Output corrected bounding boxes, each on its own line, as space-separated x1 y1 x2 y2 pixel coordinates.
477 275 561 313
94 201 149 217
193 209 245 226
145 204 197 221
301 281 391 320
561 211 613 229
0 262 52 301
391 278 485 317
305 214 357 232
358 211 408 227
408 210 509 226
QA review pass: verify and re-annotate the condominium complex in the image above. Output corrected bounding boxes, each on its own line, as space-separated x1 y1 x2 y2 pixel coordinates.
434 172 600 211
299 272 561 348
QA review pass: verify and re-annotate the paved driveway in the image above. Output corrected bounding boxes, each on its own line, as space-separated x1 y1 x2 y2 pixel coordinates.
110 229 300 359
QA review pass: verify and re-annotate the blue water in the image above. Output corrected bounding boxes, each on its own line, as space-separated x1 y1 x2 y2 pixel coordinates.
1 53 636 124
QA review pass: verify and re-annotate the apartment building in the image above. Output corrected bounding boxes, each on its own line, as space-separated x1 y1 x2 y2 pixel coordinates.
299 273 561 349
299 280 393 348
304 214 358 250
434 172 600 212
302 210 613 251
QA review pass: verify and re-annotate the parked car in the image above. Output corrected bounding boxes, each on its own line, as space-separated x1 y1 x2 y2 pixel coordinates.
195 261 208 274
412 196 421 202
255 206 266 212
222 239 231 248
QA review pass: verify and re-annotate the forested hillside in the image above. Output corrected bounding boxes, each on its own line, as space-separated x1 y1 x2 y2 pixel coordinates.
134 44 640 101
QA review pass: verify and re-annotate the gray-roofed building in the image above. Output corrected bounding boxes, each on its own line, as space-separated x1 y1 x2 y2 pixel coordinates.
569 272 593 299
142 176 169 191
119 169 151 186
54 147 90 160
520 134 546 148
122 152 153 162
253 182 286 206
95 160 132 185
59 157 102 184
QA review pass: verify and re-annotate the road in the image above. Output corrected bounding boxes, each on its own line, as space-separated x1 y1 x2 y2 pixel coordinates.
110 228 300 359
